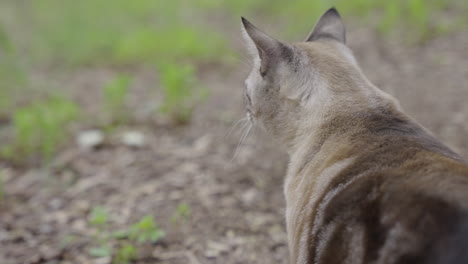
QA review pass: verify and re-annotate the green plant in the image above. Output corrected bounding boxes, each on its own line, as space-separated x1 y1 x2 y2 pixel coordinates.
114 26 229 65
262 0 464 42
129 215 165 243
114 243 137 264
1 97 80 163
88 206 112 257
11 0 231 66
2 0 466 74
171 202 191 223
159 62 208 124
89 206 111 228
87 210 164 263
0 25 11 51
59 234 77 249
377 1 400 34
103 75 131 125
89 246 113 258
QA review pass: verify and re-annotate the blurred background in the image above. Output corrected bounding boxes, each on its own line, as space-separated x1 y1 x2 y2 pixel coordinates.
0 0 467 263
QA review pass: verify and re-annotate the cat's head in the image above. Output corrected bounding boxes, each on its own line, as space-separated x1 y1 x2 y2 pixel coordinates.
241 8 373 149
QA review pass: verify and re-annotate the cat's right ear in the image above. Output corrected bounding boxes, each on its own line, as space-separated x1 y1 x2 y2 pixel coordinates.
306 8 346 44
241 17 291 76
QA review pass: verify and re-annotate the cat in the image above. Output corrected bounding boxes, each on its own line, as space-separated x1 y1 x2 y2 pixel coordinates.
240 7 468 264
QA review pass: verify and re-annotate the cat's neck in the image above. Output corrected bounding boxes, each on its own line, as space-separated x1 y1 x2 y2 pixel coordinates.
287 83 401 169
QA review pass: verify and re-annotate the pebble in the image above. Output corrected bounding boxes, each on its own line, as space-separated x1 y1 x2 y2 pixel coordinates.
241 188 258 206
94 257 111 264
77 130 104 149
193 134 212 154
204 240 230 258
48 198 64 210
121 131 145 148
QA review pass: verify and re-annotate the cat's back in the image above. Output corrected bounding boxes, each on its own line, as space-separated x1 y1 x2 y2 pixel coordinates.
316 160 468 264
310 109 468 264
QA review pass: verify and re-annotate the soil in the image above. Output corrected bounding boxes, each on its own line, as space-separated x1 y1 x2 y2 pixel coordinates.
1 25 468 264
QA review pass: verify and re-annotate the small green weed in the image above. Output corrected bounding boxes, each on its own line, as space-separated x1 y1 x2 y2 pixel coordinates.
129 215 165 243
159 62 207 124
114 243 137 264
88 207 112 257
1 97 80 163
112 216 164 264
103 75 131 126
89 206 111 228
171 202 191 224
87 207 164 264
59 234 78 249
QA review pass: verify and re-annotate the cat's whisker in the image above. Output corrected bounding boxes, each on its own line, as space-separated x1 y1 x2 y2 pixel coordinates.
238 57 252 68
230 117 249 141
231 49 253 67
231 122 253 162
231 120 251 152
251 123 259 136
224 116 248 139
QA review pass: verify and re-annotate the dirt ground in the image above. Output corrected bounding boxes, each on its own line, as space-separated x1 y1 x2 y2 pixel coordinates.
1 25 468 264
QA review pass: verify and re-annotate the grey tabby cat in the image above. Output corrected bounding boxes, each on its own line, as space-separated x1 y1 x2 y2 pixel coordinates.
240 7 468 264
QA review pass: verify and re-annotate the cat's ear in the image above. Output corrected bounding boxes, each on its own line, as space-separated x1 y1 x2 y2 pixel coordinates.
306 8 346 44
241 17 291 76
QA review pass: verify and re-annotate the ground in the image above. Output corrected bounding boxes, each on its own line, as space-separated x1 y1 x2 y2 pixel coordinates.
1 25 468 264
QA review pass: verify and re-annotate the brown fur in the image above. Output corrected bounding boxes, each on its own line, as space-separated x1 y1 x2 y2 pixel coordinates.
241 8 468 264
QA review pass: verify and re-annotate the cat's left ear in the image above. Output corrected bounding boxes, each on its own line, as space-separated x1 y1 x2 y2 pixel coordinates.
306 8 346 44
241 17 292 76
